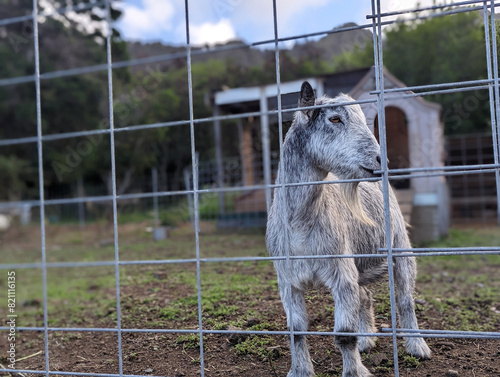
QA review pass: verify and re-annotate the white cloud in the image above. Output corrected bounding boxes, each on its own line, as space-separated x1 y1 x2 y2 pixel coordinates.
276 0 330 25
39 0 109 40
118 0 175 40
371 0 485 24
189 19 237 46
220 0 334 42
115 0 491 46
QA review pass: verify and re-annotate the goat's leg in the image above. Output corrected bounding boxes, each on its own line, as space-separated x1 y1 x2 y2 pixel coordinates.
278 276 314 377
357 286 376 353
394 255 431 359
329 261 373 377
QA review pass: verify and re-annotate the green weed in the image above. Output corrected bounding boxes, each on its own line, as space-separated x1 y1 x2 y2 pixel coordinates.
175 334 201 350
234 335 281 361
402 354 421 368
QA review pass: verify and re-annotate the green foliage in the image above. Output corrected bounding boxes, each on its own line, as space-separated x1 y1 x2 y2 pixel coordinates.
234 335 280 360
384 11 487 89
158 191 238 226
0 155 34 201
160 205 191 227
154 261 270 324
422 227 500 247
331 43 374 72
345 10 497 135
384 10 494 135
402 354 421 369
2 1 498 205
198 191 237 219
175 334 201 350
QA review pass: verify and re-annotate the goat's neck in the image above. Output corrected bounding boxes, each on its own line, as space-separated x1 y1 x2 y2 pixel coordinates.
277 156 326 186
275 138 328 216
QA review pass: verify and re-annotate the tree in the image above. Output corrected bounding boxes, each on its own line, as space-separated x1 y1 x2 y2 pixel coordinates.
0 0 130 199
384 10 496 135
337 9 497 135
0 155 35 201
330 43 374 73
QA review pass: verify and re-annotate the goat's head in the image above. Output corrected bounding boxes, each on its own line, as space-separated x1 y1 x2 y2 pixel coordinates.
296 81 382 225
297 81 382 180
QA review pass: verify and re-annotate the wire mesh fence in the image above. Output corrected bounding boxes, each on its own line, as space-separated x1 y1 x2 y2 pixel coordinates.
1 0 500 376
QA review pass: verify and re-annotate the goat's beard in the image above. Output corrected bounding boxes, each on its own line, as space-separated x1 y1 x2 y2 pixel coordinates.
341 182 375 226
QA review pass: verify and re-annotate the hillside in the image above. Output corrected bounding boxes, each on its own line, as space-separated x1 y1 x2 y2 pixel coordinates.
124 22 371 79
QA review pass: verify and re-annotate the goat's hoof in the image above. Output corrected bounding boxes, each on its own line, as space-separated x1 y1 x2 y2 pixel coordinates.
405 337 431 359
286 372 314 377
286 367 314 377
358 336 376 353
341 365 374 377
360 364 374 377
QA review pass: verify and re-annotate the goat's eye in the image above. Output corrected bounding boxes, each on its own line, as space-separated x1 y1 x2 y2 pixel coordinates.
329 116 342 124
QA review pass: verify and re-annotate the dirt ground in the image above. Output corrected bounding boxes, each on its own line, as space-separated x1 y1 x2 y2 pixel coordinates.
0 223 499 377
1 269 499 377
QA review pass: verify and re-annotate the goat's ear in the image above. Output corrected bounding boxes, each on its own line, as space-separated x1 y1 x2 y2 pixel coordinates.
299 81 316 119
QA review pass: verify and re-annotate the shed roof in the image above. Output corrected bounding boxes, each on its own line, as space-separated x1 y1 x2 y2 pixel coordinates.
214 66 440 121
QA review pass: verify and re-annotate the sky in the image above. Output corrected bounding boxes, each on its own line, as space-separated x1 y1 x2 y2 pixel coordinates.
113 0 484 47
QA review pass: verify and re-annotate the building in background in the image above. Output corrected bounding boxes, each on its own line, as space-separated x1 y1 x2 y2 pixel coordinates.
212 66 448 244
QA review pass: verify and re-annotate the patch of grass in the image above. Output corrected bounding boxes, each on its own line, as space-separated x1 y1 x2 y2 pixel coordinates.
415 253 500 331
234 335 280 361
0 223 272 328
208 303 239 317
157 294 198 323
157 191 239 226
249 322 278 331
212 321 229 330
150 263 274 326
374 366 393 374
3 223 499 345
175 334 201 350
402 354 421 369
373 283 392 319
118 209 153 224
423 227 500 248
413 227 500 332
63 333 83 341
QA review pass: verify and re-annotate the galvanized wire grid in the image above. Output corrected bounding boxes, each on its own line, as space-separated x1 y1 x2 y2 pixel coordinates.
1 0 500 376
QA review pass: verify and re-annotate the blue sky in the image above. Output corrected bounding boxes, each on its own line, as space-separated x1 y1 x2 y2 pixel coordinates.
114 0 461 47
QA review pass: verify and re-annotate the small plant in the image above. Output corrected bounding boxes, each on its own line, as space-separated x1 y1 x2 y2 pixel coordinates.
160 206 190 227
213 322 228 330
249 322 276 331
64 333 82 341
374 366 393 374
402 354 421 368
204 317 228 330
234 335 281 361
175 334 200 350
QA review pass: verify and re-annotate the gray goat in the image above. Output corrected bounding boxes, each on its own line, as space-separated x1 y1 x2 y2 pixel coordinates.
266 82 431 377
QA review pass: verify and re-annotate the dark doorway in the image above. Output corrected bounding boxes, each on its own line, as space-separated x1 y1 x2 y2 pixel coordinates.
374 107 410 189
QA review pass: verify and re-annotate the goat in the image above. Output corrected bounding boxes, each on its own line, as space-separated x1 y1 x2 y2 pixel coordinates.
266 82 430 377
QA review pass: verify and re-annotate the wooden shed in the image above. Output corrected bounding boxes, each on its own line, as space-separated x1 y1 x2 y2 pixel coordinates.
213 67 449 243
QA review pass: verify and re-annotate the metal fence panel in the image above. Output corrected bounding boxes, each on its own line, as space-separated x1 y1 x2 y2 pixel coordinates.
1 1 500 377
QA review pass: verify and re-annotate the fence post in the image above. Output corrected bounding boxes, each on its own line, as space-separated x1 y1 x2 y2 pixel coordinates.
77 177 85 229
152 167 159 227
213 105 226 215
184 167 194 226
184 152 199 228
260 87 272 212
